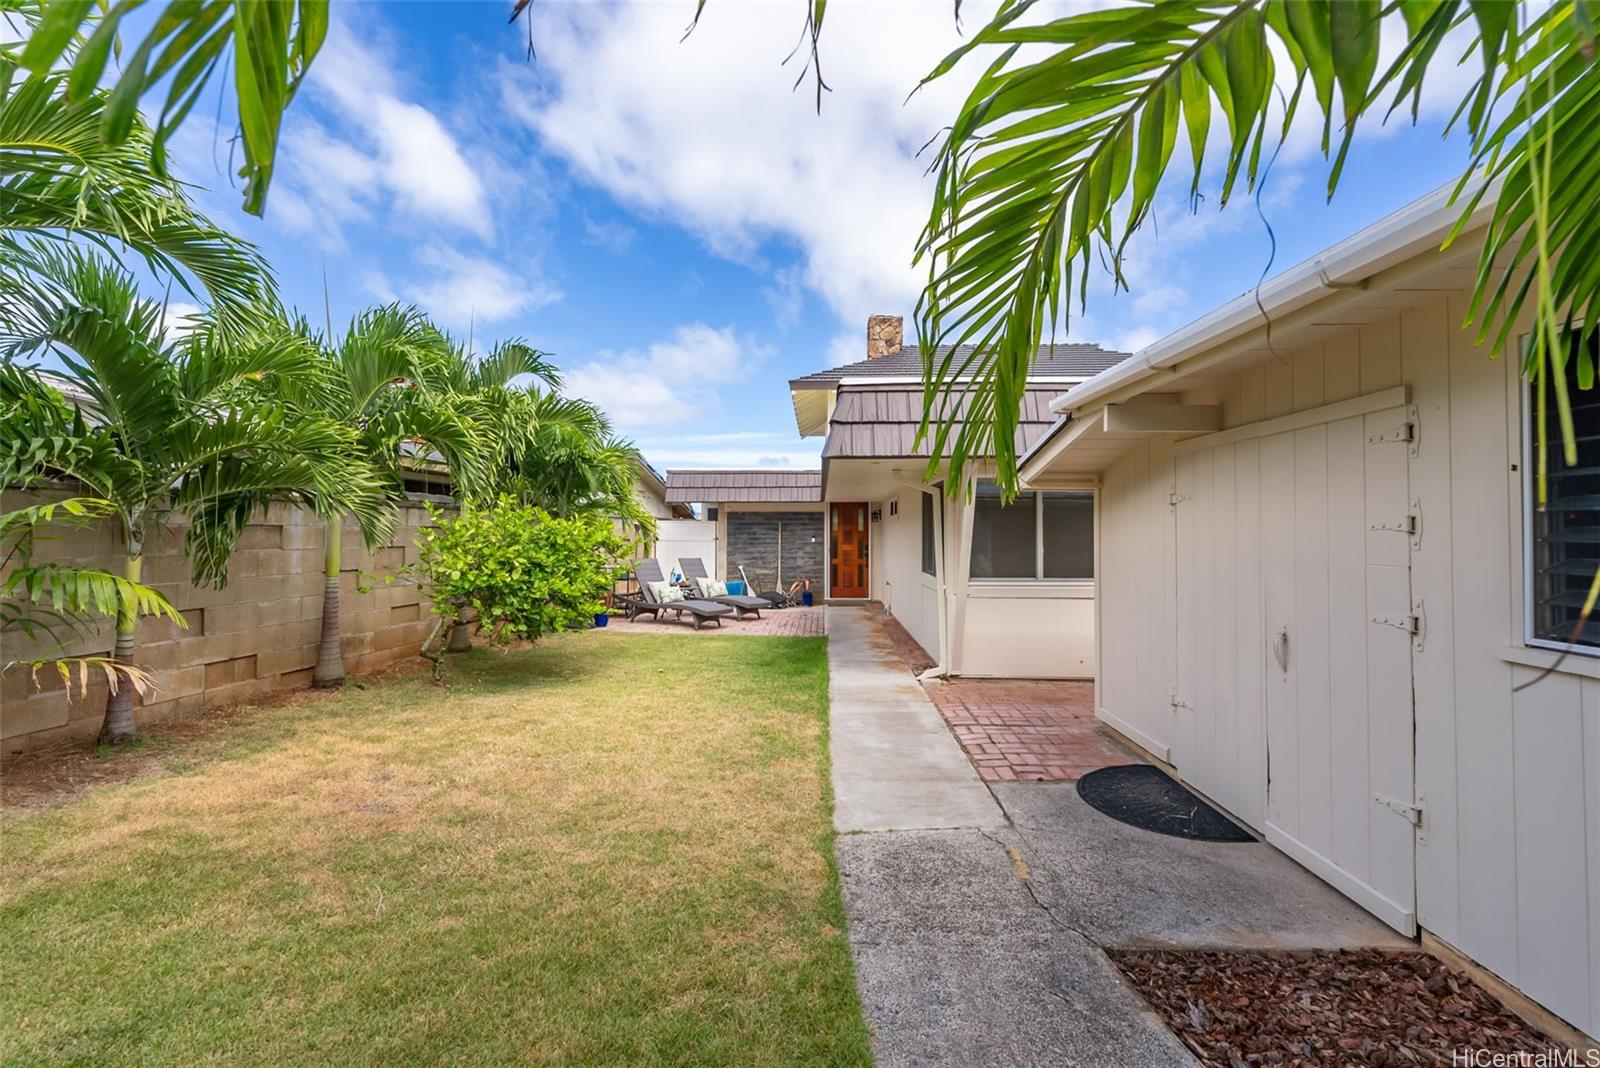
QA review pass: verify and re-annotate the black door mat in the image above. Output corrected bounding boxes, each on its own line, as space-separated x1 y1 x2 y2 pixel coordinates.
1076 764 1255 842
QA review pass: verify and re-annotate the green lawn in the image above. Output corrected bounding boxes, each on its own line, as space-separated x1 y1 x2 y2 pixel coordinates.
1 634 872 1066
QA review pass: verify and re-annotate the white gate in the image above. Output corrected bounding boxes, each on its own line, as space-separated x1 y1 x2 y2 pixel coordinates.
653 519 718 576
1174 404 1418 934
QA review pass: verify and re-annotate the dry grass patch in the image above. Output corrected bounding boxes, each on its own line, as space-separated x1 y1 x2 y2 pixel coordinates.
1 634 871 1067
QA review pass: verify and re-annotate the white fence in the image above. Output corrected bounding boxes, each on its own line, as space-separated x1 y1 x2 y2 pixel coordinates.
653 519 718 578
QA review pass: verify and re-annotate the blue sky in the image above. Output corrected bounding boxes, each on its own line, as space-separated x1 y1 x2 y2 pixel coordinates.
156 1 1483 473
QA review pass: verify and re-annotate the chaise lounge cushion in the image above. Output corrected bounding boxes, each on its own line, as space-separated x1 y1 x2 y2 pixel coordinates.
650 580 685 603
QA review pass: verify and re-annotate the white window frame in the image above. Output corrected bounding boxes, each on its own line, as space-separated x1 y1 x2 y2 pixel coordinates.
1521 372 1600 658
969 482 1095 585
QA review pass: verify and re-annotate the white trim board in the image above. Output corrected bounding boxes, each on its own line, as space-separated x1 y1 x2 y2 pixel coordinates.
1172 386 1410 455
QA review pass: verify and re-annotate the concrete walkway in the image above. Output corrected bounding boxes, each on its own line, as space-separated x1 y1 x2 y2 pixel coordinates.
826 605 1406 1068
827 607 1003 833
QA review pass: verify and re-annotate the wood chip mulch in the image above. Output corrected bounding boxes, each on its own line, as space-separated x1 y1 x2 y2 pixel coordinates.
1111 949 1562 1066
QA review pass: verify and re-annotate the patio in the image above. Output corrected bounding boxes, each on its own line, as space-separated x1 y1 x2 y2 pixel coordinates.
925 678 1136 782
599 605 826 637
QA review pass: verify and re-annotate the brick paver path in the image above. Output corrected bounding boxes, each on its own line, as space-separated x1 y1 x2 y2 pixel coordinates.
598 606 825 637
925 678 1139 782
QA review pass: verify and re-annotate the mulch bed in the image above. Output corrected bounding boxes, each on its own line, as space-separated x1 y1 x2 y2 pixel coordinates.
1111 949 1560 1066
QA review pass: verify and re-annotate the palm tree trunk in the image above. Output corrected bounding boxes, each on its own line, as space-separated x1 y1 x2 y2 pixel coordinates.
313 516 344 687
99 552 142 745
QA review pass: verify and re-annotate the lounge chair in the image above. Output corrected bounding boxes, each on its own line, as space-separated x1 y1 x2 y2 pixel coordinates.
633 560 736 630
677 558 769 619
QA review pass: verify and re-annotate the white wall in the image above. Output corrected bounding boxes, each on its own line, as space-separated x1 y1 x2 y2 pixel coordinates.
1089 293 1600 1039
1096 436 1177 758
958 586 1095 678
654 519 717 578
862 481 1097 679
873 493 941 661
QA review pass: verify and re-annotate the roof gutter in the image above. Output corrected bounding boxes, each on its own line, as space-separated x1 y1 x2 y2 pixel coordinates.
1049 180 1498 416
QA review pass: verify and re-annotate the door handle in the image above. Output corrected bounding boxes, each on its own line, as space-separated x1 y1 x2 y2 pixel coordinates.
1272 627 1289 673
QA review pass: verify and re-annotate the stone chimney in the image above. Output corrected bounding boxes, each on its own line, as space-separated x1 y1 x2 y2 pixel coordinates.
866 314 904 358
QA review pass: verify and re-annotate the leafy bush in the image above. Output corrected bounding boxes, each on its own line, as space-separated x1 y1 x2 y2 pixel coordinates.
414 500 632 674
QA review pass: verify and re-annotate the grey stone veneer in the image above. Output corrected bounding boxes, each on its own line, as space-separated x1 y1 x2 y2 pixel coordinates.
726 511 825 592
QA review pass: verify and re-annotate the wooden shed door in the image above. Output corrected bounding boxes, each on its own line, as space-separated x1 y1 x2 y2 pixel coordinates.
1174 405 1417 935
830 503 869 598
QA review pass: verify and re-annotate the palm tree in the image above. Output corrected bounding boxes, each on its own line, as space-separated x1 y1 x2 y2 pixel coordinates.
7 0 328 218
911 1 1596 494
272 306 487 687
1 66 276 330
0 248 389 743
505 392 657 537
2 487 183 702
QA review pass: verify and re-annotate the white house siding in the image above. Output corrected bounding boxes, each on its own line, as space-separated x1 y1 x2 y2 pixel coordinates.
1089 292 1600 1037
1096 436 1178 760
872 492 942 660
958 586 1095 679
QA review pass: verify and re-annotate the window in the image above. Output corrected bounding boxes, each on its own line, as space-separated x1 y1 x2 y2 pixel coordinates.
970 481 1094 581
921 492 936 576
1528 333 1600 651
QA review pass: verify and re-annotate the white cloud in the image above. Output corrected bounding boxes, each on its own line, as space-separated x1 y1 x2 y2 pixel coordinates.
505 3 988 329
581 214 638 253
564 323 772 429
159 301 205 344
272 20 493 244
826 331 862 368
403 245 560 329
763 264 806 330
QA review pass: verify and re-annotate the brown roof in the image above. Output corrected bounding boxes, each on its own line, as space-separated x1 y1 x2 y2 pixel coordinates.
790 343 1129 389
822 384 1065 461
665 469 823 504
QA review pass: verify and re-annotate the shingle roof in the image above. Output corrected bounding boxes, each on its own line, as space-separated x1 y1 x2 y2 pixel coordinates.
822 383 1065 460
789 343 1129 389
665 469 823 504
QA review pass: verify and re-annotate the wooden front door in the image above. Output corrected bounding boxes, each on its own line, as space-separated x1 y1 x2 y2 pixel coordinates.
830 502 869 598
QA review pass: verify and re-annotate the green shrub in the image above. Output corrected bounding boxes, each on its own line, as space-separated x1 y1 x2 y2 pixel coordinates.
414 500 632 673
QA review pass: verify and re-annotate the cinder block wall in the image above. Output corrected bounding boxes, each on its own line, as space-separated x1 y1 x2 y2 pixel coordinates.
1 492 445 758
725 511 824 592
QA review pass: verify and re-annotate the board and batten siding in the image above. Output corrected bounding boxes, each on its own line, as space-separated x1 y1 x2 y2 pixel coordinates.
1092 291 1600 1038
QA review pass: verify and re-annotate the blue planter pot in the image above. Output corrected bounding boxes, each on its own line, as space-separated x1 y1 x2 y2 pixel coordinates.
802 591 814 607
594 612 610 628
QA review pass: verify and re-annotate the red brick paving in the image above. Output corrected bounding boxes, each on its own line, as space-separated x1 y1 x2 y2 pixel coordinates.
597 606 826 637
924 678 1140 782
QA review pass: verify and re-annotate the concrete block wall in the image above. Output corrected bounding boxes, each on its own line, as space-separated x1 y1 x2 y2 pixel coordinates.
1 493 444 758
725 511 824 592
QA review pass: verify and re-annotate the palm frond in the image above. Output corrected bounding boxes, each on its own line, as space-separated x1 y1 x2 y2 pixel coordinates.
914 0 1563 493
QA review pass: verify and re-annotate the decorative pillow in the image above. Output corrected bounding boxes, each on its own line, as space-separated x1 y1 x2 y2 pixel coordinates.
701 579 729 598
651 580 684 604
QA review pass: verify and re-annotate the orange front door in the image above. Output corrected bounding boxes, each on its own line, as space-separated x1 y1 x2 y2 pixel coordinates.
830 502 869 598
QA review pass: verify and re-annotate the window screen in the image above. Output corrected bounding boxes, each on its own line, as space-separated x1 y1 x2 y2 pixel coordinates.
971 481 1038 579
1530 333 1600 649
1042 492 1095 579
921 492 936 576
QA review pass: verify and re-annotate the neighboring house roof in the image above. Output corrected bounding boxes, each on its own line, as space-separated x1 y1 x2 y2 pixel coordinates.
788 343 1128 389
665 469 823 504
822 383 1067 461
